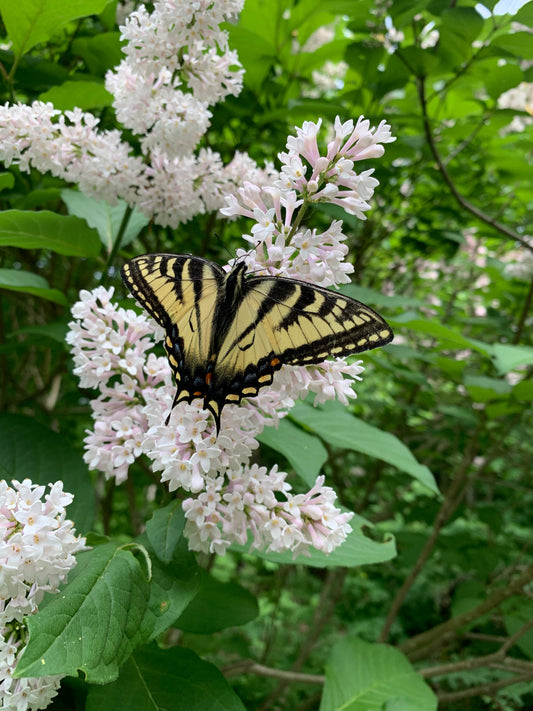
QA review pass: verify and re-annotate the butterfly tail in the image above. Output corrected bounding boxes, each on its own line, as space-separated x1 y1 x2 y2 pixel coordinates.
165 389 223 435
204 398 223 435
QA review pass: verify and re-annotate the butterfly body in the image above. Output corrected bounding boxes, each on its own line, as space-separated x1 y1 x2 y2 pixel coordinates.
121 253 393 432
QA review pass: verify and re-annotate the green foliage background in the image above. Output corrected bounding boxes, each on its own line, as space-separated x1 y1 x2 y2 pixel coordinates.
0 0 532 709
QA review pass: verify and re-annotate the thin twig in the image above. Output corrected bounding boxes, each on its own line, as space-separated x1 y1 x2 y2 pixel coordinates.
223 659 324 685
437 673 533 704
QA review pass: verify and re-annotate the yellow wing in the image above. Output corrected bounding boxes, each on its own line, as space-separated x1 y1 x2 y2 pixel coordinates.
212 275 393 410
121 254 224 416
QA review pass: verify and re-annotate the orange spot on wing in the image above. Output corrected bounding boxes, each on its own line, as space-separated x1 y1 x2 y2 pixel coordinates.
270 357 280 367
205 372 212 385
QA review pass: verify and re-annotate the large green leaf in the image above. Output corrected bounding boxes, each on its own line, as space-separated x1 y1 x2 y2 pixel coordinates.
0 413 94 533
86 645 246 711
290 401 439 494
0 0 111 55
0 268 67 305
258 418 328 485
62 189 149 252
320 636 437 710
0 209 100 256
15 543 151 684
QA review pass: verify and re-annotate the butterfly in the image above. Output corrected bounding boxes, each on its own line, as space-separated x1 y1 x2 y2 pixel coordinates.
121 253 393 433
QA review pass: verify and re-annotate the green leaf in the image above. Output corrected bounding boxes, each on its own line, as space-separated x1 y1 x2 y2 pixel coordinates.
463 375 511 402
397 46 439 78
40 80 113 111
491 32 533 60
86 644 247 711
61 189 149 252
515 3 533 27
471 59 523 101
14 320 69 344
19 188 64 210
441 7 483 45
177 575 259 633
503 598 533 660
236 0 278 46
71 32 124 76
146 501 186 565
336 0 375 30
0 48 70 91
343 283 421 310
0 413 94 533
0 172 15 191
491 343 533 374
0 209 101 256
320 637 437 711
15 543 151 684
140 534 201 640
0 0 112 55
0 268 67 305
290 401 439 494
391 314 494 357
298 39 351 76
513 379 533 401
258 418 328 486
233 513 396 568
224 24 276 91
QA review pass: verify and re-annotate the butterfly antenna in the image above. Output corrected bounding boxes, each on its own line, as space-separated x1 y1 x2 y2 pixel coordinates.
213 232 234 263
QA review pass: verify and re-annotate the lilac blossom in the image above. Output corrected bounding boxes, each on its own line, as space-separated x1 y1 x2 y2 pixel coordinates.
0 479 86 710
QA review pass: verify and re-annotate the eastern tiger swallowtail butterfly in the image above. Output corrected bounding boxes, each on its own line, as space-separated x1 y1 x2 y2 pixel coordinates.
121 254 393 433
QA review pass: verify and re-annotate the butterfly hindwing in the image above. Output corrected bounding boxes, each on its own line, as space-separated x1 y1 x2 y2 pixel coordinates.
121 254 393 433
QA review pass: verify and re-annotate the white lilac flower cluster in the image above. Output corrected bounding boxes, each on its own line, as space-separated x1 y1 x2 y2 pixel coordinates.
0 479 86 710
0 0 274 228
106 0 244 158
223 116 395 287
67 116 394 558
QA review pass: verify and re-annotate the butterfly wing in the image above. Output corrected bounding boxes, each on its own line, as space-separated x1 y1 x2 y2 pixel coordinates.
209 274 393 418
121 254 225 415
